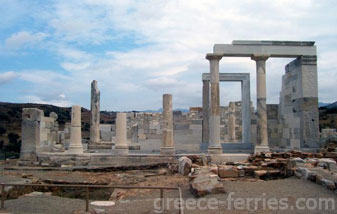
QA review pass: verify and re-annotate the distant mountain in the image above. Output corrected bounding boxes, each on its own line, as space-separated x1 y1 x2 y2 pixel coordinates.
175 108 189 113
142 108 189 113
319 102 331 107
324 101 337 110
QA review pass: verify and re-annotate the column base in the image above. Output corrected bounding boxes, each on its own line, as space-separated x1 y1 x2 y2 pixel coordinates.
160 147 175 156
67 145 83 154
114 145 129 156
254 146 270 154
208 146 223 154
200 142 209 152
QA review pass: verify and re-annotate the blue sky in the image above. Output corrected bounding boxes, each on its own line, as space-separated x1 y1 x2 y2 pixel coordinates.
0 0 336 111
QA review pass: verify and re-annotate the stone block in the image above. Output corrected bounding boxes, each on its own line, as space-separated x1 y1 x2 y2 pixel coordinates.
218 165 239 178
178 156 192 176
190 173 225 197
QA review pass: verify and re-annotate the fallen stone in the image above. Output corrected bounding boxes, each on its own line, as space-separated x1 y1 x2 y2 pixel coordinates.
238 169 245 177
178 156 192 176
254 170 267 178
319 178 335 191
90 201 116 207
243 166 258 175
157 168 168 175
324 152 337 159
168 163 178 173
318 158 337 172
265 152 272 158
186 155 208 166
41 162 50 167
208 166 218 175
191 163 201 169
109 189 127 201
218 165 238 178
190 172 225 197
287 157 305 170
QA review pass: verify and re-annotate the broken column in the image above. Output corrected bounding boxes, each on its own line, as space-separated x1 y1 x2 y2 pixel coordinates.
68 105 83 153
201 79 210 151
20 108 44 160
251 55 270 153
206 54 223 154
228 102 236 141
114 112 129 155
90 80 100 144
160 94 175 155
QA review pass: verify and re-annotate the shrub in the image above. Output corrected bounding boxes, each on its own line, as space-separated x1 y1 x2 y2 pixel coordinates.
5 133 21 153
0 127 6 136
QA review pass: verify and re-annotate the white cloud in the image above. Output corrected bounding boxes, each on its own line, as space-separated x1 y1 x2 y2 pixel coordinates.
2 0 337 109
0 71 19 85
5 31 48 50
23 95 71 107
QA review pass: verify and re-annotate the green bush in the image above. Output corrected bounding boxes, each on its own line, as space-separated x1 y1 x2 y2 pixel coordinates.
0 127 6 136
5 133 21 153
0 112 10 122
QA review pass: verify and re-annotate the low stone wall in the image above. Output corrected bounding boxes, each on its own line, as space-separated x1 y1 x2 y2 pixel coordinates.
18 153 177 168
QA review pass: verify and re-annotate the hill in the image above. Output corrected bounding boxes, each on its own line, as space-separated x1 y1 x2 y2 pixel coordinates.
319 101 337 130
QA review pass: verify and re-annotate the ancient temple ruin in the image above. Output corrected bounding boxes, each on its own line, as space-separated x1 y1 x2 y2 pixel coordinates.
18 40 320 167
204 40 319 154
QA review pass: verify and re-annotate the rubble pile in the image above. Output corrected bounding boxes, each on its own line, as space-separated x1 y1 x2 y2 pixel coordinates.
176 151 337 197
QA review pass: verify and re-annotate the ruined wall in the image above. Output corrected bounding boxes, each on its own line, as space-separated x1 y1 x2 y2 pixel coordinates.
219 102 247 142
20 108 59 160
279 56 319 149
267 104 281 148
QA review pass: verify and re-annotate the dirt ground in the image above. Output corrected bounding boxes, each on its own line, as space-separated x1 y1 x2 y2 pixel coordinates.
0 161 337 214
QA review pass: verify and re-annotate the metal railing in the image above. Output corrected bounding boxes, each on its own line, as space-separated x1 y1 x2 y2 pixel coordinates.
0 183 183 214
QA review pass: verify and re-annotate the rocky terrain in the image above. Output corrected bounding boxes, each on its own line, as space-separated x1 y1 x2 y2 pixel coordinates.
1 150 337 213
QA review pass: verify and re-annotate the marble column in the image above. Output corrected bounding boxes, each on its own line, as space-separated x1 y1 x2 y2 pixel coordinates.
241 77 251 144
201 79 210 150
68 105 83 153
206 54 223 154
228 102 236 141
251 55 270 153
160 94 175 155
90 80 100 144
114 112 129 155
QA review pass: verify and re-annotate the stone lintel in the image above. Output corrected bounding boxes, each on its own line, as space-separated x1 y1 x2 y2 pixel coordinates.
202 73 249 82
232 40 315 46
213 44 317 58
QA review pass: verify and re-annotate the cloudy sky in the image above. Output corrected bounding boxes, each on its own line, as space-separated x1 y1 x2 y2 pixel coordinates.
0 0 336 111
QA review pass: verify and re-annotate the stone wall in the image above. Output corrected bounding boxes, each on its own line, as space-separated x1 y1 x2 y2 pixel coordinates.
278 56 319 149
267 104 281 148
20 108 59 161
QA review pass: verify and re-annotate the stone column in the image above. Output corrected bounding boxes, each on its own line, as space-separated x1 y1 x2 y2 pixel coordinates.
201 79 210 150
90 80 100 144
160 94 175 155
251 55 270 153
114 112 129 155
68 105 83 153
20 108 44 160
206 54 223 154
241 77 251 144
228 102 236 141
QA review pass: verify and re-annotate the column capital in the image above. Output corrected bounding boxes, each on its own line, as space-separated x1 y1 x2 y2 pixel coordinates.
251 54 270 61
206 53 223 61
